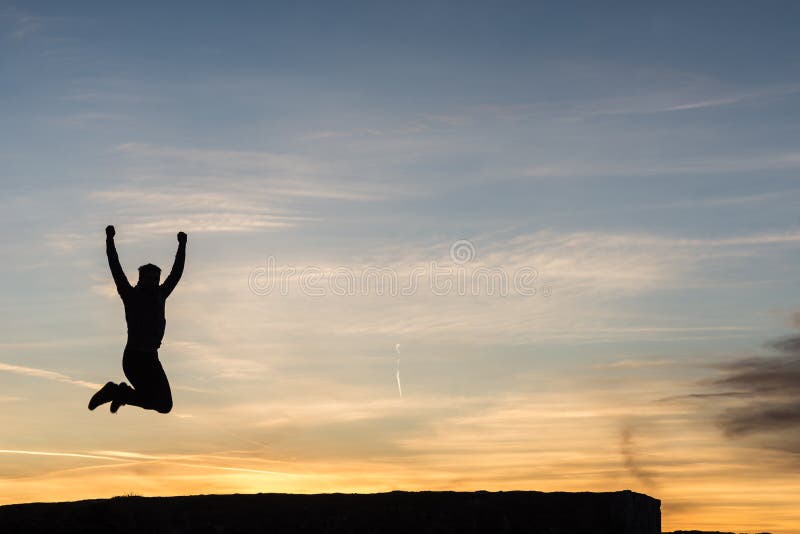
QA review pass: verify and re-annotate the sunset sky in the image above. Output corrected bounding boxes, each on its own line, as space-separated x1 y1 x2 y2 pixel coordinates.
2 2 800 532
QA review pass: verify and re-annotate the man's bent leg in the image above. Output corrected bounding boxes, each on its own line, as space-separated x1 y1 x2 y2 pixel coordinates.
88 381 118 410
115 347 173 413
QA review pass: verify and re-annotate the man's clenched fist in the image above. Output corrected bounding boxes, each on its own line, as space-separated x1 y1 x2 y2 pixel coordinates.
177 231 187 244
106 225 115 238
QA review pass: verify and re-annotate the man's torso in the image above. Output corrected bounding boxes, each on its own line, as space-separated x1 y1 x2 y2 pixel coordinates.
121 286 167 351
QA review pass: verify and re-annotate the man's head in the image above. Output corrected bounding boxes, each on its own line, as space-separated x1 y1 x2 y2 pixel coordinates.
137 263 161 287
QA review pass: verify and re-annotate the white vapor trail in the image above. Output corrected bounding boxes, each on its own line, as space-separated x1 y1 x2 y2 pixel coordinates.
395 344 402 397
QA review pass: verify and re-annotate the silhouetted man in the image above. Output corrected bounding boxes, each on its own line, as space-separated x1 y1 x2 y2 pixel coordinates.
88 225 187 414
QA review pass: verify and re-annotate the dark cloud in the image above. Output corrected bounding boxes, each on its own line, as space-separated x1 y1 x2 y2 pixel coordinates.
702 332 800 449
720 401 800 437
713 358 800 396
771 335 800 355
655 391 750 403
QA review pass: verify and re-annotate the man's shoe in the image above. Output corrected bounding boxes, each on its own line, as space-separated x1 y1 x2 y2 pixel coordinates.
88 382 117 410
110 382 129 414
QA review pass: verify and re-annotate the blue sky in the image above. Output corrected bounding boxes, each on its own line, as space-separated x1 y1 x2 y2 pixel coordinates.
2 2 800 531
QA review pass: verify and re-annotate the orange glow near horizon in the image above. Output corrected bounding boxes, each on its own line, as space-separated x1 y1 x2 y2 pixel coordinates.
0 452 796 533
2 385 798 534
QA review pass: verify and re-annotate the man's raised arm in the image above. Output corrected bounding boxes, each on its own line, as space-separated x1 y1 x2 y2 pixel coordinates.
161 231 187 297
106 225 131 295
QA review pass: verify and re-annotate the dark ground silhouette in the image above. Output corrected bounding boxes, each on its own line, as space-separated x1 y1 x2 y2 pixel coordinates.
88 225 186 414
664 531 772 534
0 490 661 534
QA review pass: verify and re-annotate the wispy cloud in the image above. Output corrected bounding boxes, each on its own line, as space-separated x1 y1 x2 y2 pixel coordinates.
593 359 674 369
170 341 270 381
113 142 384 201
524 152 800 179
657 96 745 112
430 69 800 125
655 391 751 404
34 142 398 242
1 9 44 40
0 449 125 462
0 361 100 390
302 126 426 140
60 90 158 104
301 119 442 141
210 227 793 348
0 449 315 482
647 190 800 211
52 112 133 128
571 84 800 119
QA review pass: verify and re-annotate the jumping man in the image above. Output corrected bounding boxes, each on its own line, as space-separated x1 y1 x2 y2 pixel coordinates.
88 225 187 414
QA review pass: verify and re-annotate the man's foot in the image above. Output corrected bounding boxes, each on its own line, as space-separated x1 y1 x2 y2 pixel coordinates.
88 382 117 410
110 382 129 414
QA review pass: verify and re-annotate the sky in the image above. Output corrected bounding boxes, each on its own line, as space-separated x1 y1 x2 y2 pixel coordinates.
2 1 800 531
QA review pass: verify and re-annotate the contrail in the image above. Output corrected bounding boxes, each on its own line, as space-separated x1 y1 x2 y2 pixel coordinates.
395 344 402 397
